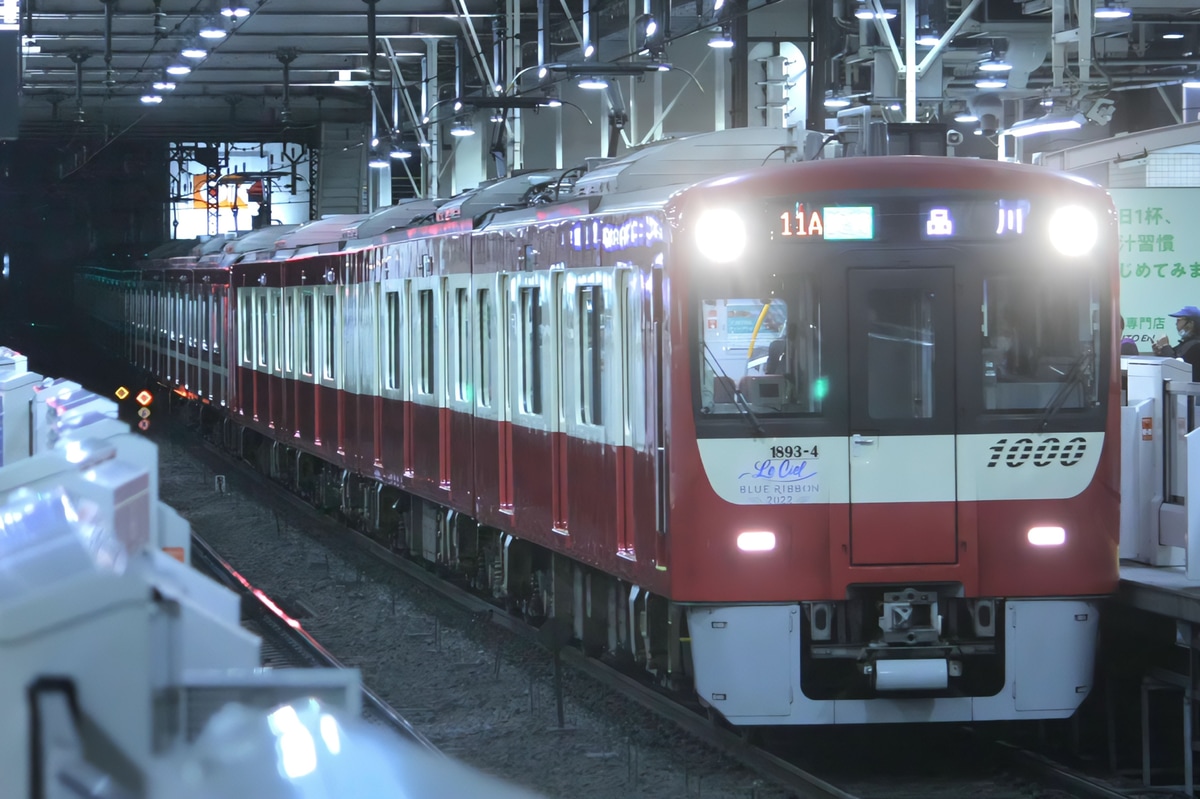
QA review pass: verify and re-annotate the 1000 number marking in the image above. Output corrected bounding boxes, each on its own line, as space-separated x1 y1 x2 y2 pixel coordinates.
986 436 1087 468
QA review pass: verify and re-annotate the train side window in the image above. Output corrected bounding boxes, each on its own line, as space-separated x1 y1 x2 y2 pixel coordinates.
385 290 402 390
322 293 336 381
239 291 252 366
519 286 542 414
300 291 315 377
418 288 434 395
214 294 223 356
270 293 282 372
283 294 295 373
478 288 493 408
454 287 469 401
257 294 269 368
579 284 603 425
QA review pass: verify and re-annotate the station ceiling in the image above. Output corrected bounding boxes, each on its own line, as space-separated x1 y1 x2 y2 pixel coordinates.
14 0 1200 146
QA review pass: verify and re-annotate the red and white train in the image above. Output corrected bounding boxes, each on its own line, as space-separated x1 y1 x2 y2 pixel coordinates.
85 128 1120 724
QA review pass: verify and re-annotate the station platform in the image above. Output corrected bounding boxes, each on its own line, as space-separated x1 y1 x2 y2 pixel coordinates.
1120 562 1200 625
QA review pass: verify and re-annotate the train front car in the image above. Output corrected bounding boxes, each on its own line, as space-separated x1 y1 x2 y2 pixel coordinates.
668 157 1119 725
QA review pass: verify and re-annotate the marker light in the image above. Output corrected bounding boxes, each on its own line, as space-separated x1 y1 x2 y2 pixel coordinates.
737 531 776 552
1048 205 1098 257
1028 526 1066 546
694 208 746 263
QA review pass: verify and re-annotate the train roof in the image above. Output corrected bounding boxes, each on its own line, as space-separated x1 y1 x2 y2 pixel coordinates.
569 127 798 199
223 225 300 255
345 198 445 240
271 214 370 254
666 154 1108 213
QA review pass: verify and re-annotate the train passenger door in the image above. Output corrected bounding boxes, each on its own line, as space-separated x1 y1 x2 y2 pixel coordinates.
846 267 958 565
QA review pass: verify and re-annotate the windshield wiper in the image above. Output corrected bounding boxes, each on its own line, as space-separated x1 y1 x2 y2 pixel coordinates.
1037 348 1094 431
703 342 765 436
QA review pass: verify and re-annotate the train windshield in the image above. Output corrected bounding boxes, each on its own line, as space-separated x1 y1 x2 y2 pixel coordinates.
981 274 1101 412
698 289 824 417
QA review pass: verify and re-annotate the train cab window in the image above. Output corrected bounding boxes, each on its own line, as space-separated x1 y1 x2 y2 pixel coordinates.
478 288 493 408
519 286 543 414
418 289 435 395
698 294 823 417
579 285 604 425
385 290 402 390
980 275 1100 412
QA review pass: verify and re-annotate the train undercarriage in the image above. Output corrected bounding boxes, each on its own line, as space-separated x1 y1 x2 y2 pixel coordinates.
194 403 1100 726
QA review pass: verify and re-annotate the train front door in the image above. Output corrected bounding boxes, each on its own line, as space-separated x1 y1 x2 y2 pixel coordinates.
846 267 958 565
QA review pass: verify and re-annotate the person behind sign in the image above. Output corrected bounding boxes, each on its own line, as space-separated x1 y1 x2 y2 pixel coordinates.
1152 306 1200 380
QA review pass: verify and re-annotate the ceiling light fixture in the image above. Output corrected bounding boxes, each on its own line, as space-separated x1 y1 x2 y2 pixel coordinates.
198 20 227 39
1093 3 1131 19
979 57 1013 72
152 80 176 91
181 47 207 59
450 119 476 137
823 92 852 109
708 23 734 48
166 64 192 75
854 5 897 19
1183 79 1200 89
1164 33 1185 40
915 29 940 47
953 112 979 122
577 76 609 89
140 94 163 104
221 5 250 17
368 151 390 169
389 140 412 159
975 78 1007 89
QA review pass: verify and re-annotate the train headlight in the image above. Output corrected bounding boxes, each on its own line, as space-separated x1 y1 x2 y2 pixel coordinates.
1047 206 1098 257
737 531 776 552
1028 526 1066 546
695 208 746 263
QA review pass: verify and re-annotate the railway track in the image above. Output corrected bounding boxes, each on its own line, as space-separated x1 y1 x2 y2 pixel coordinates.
189 530 439 752
174 424 1133 799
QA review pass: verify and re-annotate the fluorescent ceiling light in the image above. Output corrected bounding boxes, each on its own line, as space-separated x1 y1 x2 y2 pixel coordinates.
166 64 192 75
855 7 896 19
181 47 207 59
1093 5 1131 18
1163 32 1185 40
1007 111 1085 137
152 80 176 91
140 94 163 104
